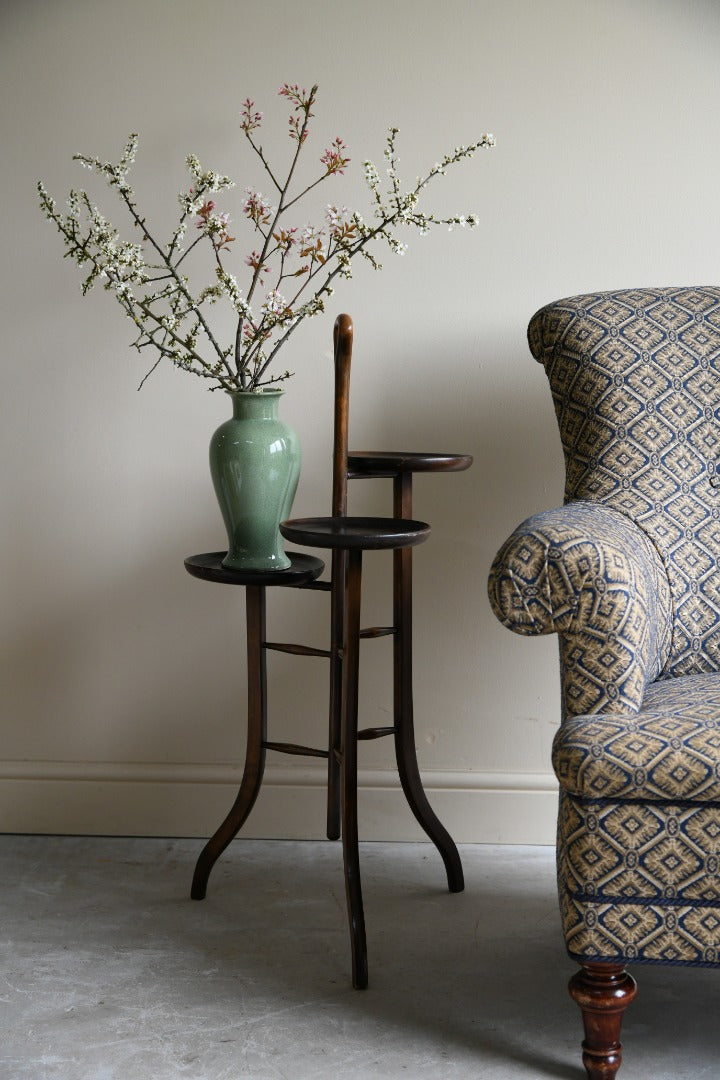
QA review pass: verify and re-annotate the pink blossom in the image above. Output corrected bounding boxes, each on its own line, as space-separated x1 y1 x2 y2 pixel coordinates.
279 83 316 142
195 200 215 225
288 113 309 144
243 187 274 226
273 227 297 253
240 98 263 133
278 83 312 110
195 201 234 251
321 137 350 175
245 250 270 278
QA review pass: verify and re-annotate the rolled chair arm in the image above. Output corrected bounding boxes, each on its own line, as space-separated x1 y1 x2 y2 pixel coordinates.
488 501 672 716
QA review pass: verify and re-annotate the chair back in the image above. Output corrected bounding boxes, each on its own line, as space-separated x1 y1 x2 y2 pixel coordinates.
528 286 720 677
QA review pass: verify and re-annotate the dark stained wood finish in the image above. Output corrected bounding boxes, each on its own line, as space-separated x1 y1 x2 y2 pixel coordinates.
348 450 473 478
187 555 324 902
357 725 396 740
263 740 329 759
280 515 430 550
332 313 353 518
186 312 470 989
264 641 332 658
184 551 324 587
327 314 353 844
342 547 368 988
390 468 464 892
191 584 268 901
569 963 638 1080
326 545 345 842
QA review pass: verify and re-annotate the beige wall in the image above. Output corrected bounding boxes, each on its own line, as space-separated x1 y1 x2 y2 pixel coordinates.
3 0 719 842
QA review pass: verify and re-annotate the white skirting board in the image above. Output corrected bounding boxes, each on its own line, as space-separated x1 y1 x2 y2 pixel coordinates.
0 762 559 844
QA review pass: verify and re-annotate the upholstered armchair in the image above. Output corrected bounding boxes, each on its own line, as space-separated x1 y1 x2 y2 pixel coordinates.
488 287 720 1079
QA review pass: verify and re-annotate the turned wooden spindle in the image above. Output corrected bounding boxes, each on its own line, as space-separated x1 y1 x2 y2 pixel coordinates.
569 963 637 1080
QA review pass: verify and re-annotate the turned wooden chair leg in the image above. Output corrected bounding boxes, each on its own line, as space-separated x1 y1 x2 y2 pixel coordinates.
569 963 637 1080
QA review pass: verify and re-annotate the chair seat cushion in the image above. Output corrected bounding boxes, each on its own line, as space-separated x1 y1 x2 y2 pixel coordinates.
553 671 720 802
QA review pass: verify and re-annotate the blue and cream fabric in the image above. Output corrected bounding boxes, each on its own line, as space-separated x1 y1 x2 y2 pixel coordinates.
529 286 720 679
488 287 720 967
556 788 720 964
489 501 672 717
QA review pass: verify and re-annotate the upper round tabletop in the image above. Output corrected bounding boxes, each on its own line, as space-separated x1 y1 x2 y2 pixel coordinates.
347 451 473 477
280 516 430 551
184 551 325 586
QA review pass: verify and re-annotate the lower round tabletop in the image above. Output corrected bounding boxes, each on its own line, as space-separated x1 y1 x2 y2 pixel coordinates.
184 551 325 586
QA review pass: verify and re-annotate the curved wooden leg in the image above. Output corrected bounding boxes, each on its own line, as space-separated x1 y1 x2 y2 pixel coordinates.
191 584 268 901
392 473 464 893
569 962 637 1080
394 712 464 892
342 548 368 989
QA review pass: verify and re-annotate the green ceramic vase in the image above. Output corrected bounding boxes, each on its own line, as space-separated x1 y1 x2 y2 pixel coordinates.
209 390 301 571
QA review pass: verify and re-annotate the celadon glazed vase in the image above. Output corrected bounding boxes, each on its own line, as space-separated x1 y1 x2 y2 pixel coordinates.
209 390 301 571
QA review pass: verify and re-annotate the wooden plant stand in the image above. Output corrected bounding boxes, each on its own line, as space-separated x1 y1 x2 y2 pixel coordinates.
185 314 472 988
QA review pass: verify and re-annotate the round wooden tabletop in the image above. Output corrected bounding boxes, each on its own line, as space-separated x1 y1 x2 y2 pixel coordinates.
184 551 326 586
280 516 431 551
347 451 473 477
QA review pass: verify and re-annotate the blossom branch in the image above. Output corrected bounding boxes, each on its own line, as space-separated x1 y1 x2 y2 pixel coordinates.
113 184 234 381
39 85 495 393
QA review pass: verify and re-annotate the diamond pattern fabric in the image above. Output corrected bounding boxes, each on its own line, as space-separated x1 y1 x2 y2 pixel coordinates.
488 287 720 968
489 501 671 717
528 286 720 678
557 790 720 964
554 671 720 803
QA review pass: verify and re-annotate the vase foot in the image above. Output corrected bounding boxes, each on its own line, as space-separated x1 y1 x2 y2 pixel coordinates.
221 553 292 572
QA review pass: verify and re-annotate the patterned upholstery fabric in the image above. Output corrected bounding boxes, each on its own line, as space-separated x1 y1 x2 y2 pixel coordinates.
554 672 720 803
488 287 720 968
555 672 720 964
529 286 720 679
489 502 672 717
557 789 720 964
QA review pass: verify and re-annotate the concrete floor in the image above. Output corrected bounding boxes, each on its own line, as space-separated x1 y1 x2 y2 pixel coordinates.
2 837 718 1079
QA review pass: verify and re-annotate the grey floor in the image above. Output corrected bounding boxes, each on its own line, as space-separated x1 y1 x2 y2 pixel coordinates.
2 838 717 1079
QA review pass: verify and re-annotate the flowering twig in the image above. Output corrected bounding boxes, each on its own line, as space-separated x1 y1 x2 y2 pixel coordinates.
39 85 495 392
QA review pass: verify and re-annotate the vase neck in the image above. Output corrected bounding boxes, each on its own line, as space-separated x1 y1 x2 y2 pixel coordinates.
230 391 283 421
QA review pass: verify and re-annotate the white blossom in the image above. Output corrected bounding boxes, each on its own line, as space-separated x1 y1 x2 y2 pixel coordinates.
262 289 287 315
363 160 380 187
39 100 495 392
300 223 325 245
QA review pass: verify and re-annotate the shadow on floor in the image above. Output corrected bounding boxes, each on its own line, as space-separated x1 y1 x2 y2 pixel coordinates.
4 837 719 1079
